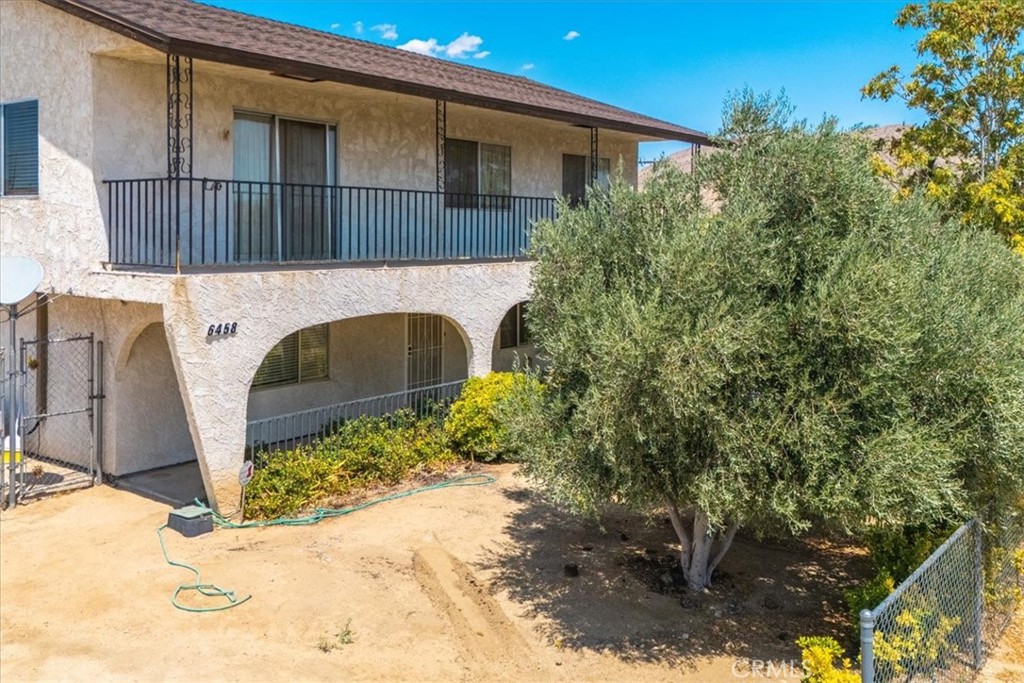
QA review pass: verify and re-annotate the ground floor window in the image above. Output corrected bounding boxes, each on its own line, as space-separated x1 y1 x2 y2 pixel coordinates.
499 302 531 349
252 324 329 388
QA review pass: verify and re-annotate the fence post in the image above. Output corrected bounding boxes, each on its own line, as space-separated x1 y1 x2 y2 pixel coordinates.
859 609 875 683
973 518 985 669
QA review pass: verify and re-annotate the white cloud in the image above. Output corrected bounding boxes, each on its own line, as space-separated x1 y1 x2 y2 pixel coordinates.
444 33 483 58
521 63 535 71
330 22 341 30
563 30 580 41
397 38 441 56
397 33 486 59
372 23 398 40
353 21 364 34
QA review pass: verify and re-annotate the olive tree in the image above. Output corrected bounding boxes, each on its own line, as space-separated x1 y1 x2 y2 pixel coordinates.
505 93 1024 592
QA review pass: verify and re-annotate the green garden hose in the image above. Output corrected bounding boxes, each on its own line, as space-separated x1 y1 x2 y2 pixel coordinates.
157 524 253 612
157 472 496 612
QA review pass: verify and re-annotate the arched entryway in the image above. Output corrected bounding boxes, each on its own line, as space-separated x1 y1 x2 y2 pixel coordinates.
111 322 204 504
245 313 469 449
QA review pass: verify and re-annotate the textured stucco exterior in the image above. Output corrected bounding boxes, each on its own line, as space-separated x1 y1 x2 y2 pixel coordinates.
1 0 654 511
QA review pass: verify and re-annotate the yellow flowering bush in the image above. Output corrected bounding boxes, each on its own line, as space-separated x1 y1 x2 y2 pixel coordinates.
796 636 859 683
444 372 543 462
873 597 960 678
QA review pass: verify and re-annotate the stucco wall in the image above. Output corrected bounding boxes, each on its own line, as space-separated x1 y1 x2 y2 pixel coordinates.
0 1 136 290
114 322 196 475
91 57 639 193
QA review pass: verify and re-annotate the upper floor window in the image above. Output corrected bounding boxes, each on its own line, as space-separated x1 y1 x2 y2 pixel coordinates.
445 138 511 209
1 100 39 196
252 324 329 389
498 302 531 349
563 154 611 207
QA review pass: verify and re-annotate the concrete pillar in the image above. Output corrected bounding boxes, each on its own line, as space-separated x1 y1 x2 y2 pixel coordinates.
162 297 253 513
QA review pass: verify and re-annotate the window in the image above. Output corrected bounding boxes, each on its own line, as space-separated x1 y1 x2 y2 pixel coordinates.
498 302 531 349
445 138 511 208
252 324 329 388
1 100 39 196
563 155 611 206
596 157 612 191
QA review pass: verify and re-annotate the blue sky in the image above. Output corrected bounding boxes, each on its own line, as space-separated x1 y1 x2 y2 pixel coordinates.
207 1 926 162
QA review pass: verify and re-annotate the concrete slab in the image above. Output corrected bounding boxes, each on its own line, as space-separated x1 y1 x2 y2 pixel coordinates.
113 461 206 507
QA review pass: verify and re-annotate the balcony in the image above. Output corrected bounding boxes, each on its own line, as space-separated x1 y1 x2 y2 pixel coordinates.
104 178 558 268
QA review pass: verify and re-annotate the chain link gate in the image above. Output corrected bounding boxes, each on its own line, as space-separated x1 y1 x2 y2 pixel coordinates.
2 335 104 504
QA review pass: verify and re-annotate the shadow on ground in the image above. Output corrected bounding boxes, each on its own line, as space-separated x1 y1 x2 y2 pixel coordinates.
479 484 871 669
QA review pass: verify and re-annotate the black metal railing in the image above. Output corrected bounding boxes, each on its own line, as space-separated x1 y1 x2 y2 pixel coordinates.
104 177 557 267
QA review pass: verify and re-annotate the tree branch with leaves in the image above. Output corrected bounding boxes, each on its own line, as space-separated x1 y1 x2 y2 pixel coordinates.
863 0 1024 255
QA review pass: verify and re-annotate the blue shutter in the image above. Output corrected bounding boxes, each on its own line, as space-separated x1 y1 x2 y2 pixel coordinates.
2 100 39 195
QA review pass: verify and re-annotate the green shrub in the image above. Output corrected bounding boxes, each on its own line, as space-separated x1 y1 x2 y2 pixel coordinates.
444 372 543 462
843 523 952 631
843 572 896 629
245 410 457 519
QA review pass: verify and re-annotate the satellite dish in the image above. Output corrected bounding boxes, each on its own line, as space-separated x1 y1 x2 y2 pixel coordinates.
0 256 44 305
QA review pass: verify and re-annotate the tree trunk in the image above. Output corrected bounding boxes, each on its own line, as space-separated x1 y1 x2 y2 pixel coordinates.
664 499 738 592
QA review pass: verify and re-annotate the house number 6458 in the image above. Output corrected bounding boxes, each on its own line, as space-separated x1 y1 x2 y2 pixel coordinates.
207 322 238 336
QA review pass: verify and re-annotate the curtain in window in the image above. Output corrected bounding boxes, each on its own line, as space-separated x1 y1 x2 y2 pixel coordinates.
597 158 611 191
445 138 478 208
562 154 587 207
480 143 511 209
281 119 330 260
233 112 274 261
2 100 39 195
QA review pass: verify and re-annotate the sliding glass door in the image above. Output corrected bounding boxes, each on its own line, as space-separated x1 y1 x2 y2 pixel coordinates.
233 112 336 262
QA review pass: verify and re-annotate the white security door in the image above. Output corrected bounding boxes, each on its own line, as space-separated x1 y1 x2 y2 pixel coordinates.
407 314 443 390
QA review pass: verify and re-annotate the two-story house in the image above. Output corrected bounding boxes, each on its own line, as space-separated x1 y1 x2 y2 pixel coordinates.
0 0 708 511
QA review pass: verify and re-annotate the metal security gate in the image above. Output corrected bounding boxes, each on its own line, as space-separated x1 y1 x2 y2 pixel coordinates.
2 335 103 504
407 313 443 390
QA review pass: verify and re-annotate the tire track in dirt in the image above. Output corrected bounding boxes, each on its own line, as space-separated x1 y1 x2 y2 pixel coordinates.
413 544 537 680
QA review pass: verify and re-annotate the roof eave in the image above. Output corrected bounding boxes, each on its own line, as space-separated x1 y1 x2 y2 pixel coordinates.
41 0 711 145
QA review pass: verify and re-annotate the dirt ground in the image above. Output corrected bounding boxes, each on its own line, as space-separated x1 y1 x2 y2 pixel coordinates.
1 464 870 682
980 610 1024 683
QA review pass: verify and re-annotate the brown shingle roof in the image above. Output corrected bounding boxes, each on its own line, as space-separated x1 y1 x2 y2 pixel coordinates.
41 0 709 144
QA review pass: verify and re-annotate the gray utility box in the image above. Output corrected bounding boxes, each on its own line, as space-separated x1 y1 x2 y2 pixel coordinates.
167 505 214 537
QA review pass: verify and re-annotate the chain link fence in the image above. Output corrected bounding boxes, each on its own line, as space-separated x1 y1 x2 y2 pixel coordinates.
1 335 103 505
861 513 1024 682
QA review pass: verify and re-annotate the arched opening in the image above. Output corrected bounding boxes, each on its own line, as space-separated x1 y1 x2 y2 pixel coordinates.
492 301 537 371
112 322 204 504
245 313 469 449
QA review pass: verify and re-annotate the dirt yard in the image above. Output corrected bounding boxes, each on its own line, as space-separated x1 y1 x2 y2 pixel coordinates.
1 464 870 682
980 610 1024 683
